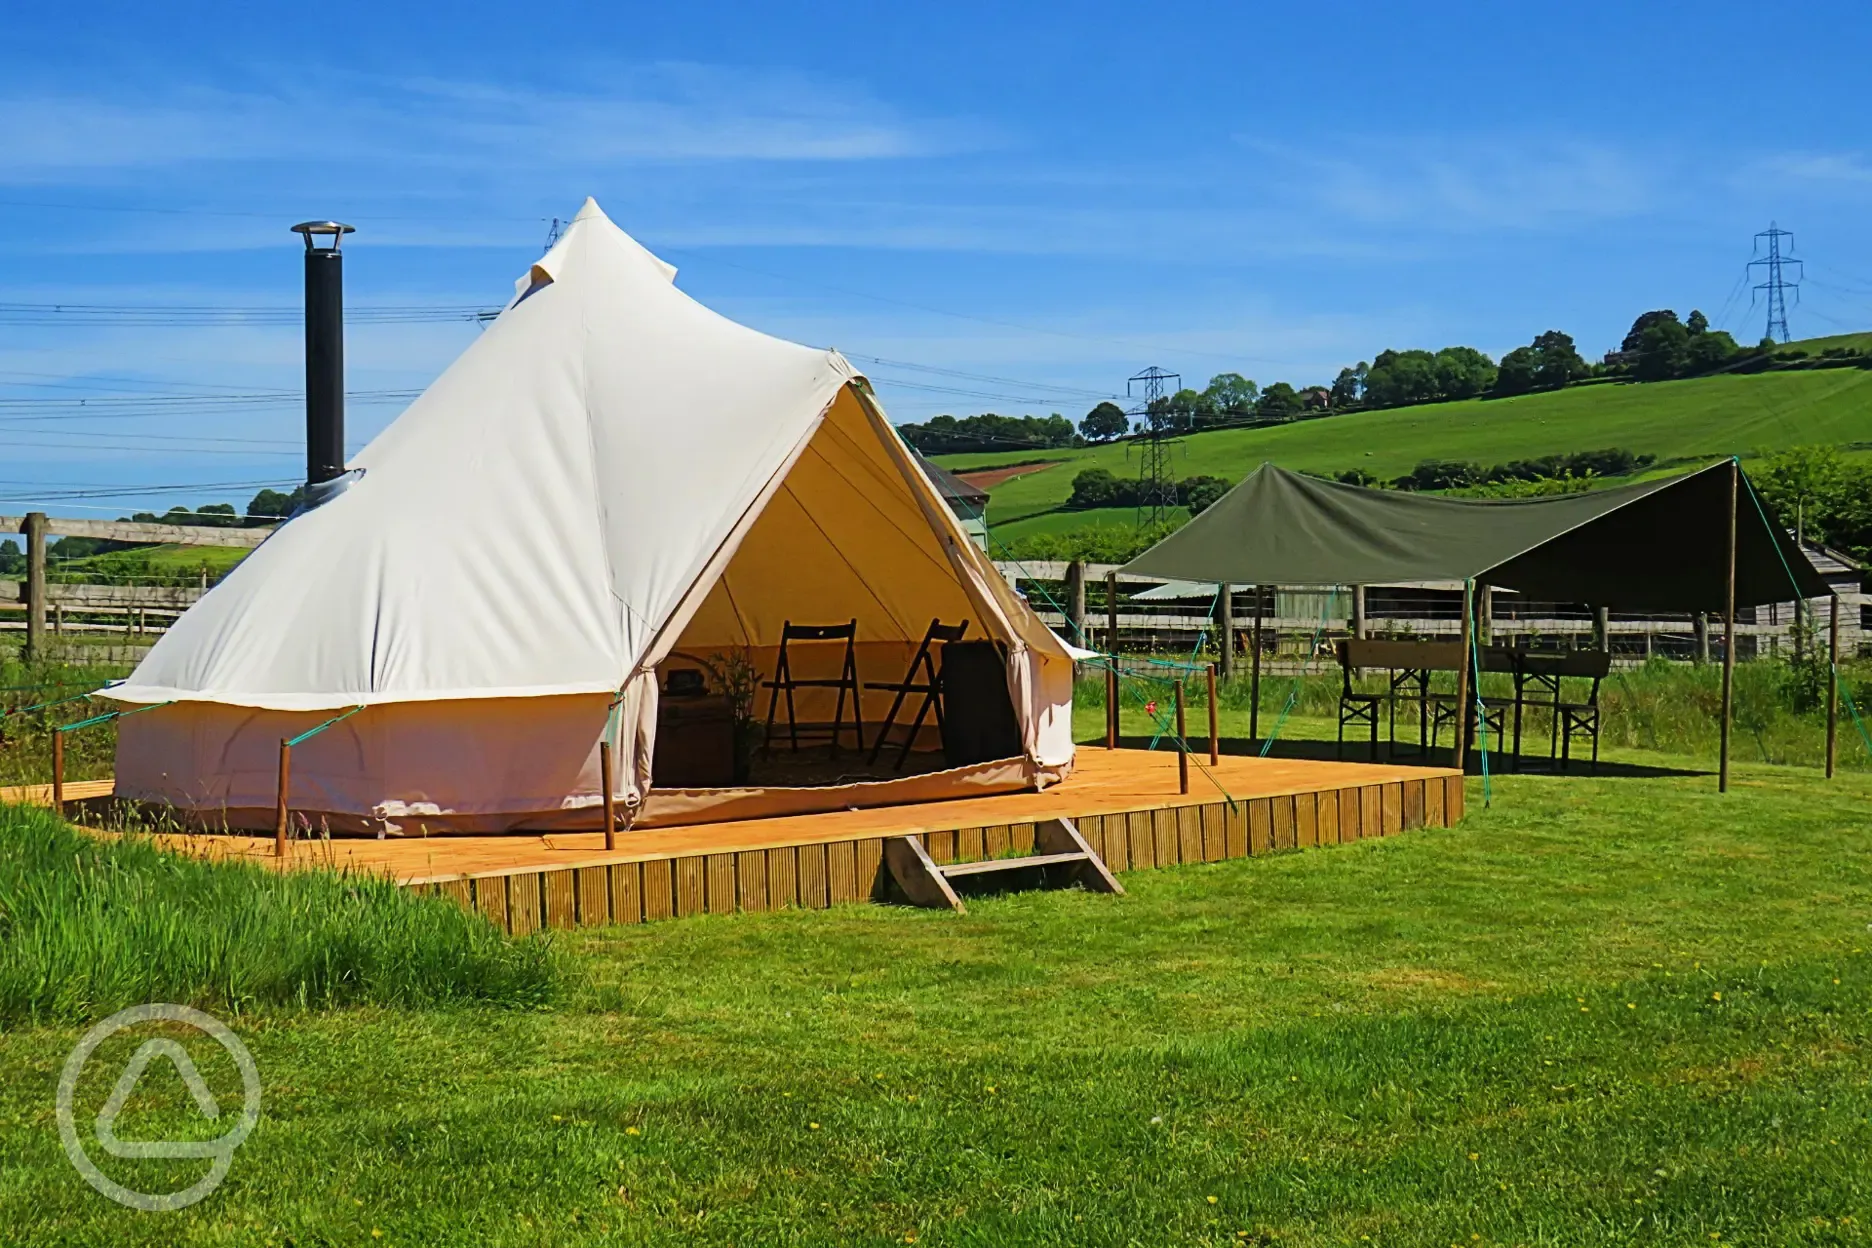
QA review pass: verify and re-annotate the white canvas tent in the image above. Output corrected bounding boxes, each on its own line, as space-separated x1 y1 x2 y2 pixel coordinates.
110 199 1075 833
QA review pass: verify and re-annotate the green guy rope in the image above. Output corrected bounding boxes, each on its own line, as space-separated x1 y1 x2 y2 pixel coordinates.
285 704 365 748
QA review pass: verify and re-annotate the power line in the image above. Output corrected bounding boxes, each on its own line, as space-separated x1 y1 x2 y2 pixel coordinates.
0 302 496 326
1748 223 1802 344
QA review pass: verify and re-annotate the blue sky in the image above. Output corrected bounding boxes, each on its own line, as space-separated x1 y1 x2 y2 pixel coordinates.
4 0 1871 519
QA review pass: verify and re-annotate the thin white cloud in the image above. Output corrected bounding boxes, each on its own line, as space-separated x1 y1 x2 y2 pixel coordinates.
1753 151 1872 187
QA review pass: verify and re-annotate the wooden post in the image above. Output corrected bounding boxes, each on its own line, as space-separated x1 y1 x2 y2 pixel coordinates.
1719 460 1739 794
1826 592 1841 780
1215 583 1234 680
1593 605 1610 652
23 512 46 663
1064 560 1087 646
1174 679 1189 795
1478 585 1494 646
274 738 292 857
1452 580 1473 769
1249 584 1264 742
1106 571 1120 749
1352 584 1367 641
1694 612 1710 663
601 740 618 851
1206 663 1220 765
51 729 64 817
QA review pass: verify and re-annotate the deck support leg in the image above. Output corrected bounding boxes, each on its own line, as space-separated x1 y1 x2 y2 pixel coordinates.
51 729 64 817
1174 679 1189 794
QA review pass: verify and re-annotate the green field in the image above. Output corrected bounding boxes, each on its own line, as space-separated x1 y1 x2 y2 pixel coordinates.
938 361 1872 540
4 698 1871 1244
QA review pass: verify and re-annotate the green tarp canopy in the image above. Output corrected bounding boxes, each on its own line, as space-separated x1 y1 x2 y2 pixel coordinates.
1120 460 1829 612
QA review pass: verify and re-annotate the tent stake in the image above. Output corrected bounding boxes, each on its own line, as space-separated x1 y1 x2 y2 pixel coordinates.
1720 461 1738 793
1249 584 1263 743
1174 679 1189 794
274 739 291 857
51 729 64 817
1827 591 1841 779
1207 663 1220 765
1452 580 1473 770
601 743 617 851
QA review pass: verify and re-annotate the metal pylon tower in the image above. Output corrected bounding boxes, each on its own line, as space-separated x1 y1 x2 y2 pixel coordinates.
1749 222 1802 344
1127 366 1181 527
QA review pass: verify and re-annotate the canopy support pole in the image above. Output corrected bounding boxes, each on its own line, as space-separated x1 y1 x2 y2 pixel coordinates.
1453 580 1473 770
1105 572 1119 749
601 744 617 851
51 728 64 817
1719 460 1738 794
1215 584 1234 680
1207 663 1220 765
1827 592 1841 779
1174 679 1189 795
1249 584 1264 743
274 739 292 857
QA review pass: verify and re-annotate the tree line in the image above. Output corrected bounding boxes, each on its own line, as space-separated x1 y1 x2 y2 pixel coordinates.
1064 469 1232 515
1334 448 1657 493
0 486 306 563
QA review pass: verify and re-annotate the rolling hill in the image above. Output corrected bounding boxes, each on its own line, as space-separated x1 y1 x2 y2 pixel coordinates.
933 341 1872 542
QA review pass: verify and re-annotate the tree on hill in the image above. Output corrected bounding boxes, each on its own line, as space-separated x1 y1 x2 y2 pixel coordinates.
1634 317 1692 381
1200 372 1258 418
897 412 1077 454
0 539 22 577
1078 401 1129 442
1684 329 1741 375
1361 346 1494 408
1622 310 1680 353
1067 467 1124 509
246 486 305 523
1179 475 1230 515
1255 382 1303 419
1686 309 1709 335
1432 346 1497 399
1331 363 1366 407
1494 346 1540 396
1531 330 1589 389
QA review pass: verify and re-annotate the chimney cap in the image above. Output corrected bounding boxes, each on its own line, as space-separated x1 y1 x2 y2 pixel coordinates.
290 221 356 251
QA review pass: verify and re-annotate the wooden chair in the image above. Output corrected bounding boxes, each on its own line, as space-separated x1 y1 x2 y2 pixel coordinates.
867 619 969 770
1552 650 1611 772
762 620 865 754
1336 640 1382 759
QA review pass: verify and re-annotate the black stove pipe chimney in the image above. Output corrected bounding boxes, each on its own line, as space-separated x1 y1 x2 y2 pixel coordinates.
291 220 355 486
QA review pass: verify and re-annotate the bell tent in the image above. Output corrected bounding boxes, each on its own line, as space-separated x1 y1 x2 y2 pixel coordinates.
109 199 1075 833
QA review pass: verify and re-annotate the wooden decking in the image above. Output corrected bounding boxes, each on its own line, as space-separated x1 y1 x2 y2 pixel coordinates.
5 749 1464 933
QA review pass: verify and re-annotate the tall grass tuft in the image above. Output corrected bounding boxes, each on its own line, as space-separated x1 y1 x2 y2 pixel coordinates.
0 803 562 1025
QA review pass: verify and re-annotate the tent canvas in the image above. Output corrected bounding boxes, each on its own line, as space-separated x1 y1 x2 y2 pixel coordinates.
1121 461 1828 609
109 199 1075 834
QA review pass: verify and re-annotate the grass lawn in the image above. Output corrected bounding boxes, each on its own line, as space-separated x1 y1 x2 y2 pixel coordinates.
2 715 1869 1244
936 364 1872 539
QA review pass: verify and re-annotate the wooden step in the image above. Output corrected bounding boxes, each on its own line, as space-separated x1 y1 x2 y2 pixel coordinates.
937 850 1090 878
883 818 1124 915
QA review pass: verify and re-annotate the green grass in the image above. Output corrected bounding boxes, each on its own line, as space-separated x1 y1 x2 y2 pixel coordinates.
940 363 1872 539
0 803 560 1025
49 542 250 583
3 719 1872 1241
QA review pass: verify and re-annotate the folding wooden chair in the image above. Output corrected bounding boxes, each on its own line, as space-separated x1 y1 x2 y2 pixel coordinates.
1335 640 1382 759
1552 649 1611 773
867 619 969 769
762 620 865 754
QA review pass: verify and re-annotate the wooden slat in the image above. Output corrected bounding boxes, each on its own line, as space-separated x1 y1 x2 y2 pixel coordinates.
1126 809 1155 870
1176 805 1203 863
1360 786 1382 838
984 824 1010 858
1296 793 1318 848
1248 798 1272 855
1010 822 1036 853
1339 787 1363 841
798 843 830 908
705 854 737 914
1200 803 1226 862
957 825 984 861
543 870 577 930
674 857 706 917
1223 800 1248 858
437 877 471 912
854 838 885 901
611 862 645 925
766 846 799 909
575 866 611 926
1383 783 1404 836
1272 795 1296 851
639 860 671 922
472 876 509 931
1402 780 1425 831
509 873 543 935
1316 790 1339 846
928 829 957 864
1425 775 1446 827
1446 774 1466 823
0 514 275 548
827 840 861 904
737 850 769 912
1152 808 1177 866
